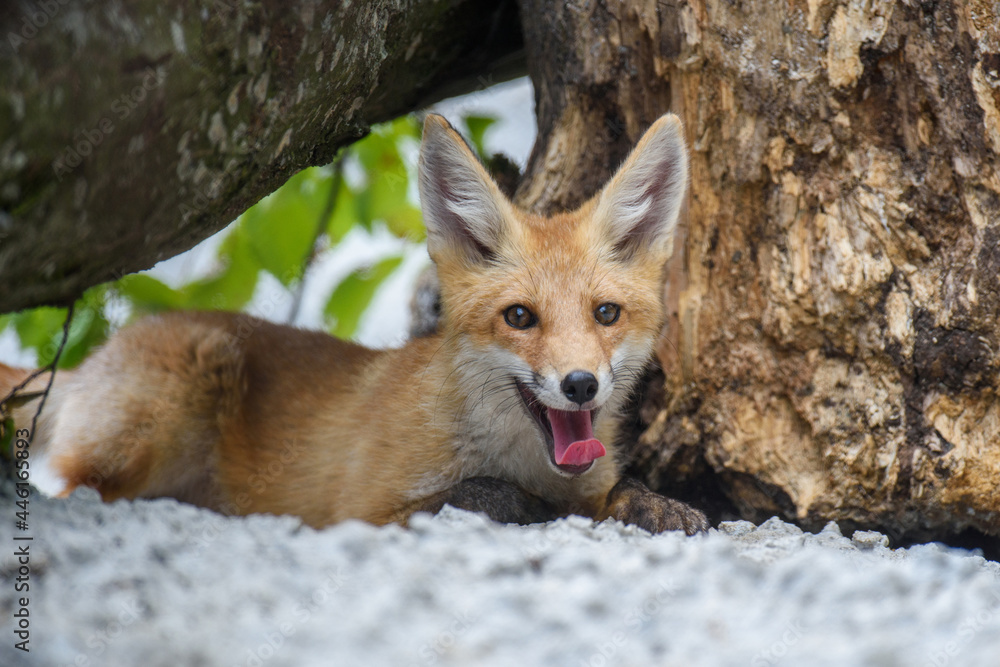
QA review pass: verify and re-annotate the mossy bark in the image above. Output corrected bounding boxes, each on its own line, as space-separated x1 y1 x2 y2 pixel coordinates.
0 0 523 312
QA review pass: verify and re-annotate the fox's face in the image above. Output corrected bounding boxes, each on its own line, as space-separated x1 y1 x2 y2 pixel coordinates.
418 114 688 479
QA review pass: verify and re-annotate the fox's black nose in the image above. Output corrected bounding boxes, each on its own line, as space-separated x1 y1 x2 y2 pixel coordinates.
562 370 598 405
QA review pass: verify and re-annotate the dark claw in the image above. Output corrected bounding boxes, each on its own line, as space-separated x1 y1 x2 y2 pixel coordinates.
602 477 709 535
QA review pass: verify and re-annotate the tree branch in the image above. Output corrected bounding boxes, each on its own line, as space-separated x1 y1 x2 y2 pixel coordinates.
0 0 524 313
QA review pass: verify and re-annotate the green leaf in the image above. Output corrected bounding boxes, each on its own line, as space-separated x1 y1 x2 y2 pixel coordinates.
326 172 357 244
12 307 67 359
350 118 424 241
463 115 497 159
56 300 110 369
393 114 422 140
366 169 424 240
116 274 184 312
8 286 110 369
180 226 260 311
323 255 404 340
242 166 333 286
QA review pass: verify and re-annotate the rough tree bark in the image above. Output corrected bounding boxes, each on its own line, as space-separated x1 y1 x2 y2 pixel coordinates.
0 0 523 312
515 0 1000 544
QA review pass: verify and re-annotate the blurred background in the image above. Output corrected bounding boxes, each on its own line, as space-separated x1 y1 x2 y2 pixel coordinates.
0 78 536 368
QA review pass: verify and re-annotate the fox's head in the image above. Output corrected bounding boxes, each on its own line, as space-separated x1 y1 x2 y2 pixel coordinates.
418 114 688 480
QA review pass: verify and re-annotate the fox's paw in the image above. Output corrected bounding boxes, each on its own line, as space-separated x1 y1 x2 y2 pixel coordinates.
601 477 708 535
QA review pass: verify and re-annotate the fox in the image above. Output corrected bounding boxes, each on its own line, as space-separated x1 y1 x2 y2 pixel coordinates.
0 113 708 534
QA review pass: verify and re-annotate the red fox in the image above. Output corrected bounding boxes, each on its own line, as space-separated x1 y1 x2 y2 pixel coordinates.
0 114 707 534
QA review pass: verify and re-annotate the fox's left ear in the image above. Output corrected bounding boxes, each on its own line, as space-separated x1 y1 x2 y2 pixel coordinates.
593 114 689 258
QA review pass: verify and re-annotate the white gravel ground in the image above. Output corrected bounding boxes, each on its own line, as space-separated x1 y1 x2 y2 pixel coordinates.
2 477 999 667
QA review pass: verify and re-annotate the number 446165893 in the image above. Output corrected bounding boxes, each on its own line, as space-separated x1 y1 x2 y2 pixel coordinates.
14 429 30 529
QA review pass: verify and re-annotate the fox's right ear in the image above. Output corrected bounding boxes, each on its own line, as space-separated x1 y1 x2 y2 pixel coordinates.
418 114 513 263
593 114 689 259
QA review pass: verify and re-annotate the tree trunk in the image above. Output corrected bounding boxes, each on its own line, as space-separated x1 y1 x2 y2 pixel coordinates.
0 0 523 313
515 0 1000 544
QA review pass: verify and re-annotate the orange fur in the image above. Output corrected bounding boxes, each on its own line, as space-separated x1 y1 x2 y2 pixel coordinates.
3 113 691 529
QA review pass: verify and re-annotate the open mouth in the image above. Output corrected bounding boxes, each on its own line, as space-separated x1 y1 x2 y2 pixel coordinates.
515 380 607 475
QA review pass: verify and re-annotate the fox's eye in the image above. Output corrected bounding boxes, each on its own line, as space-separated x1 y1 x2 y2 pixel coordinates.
504 305 537 329
594 303 621 326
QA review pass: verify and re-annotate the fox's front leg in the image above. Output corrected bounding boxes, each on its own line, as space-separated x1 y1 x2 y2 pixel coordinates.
404 477 557 525
597 477 708 535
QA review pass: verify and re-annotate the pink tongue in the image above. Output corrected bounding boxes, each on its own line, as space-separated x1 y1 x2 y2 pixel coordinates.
547 409 606 467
